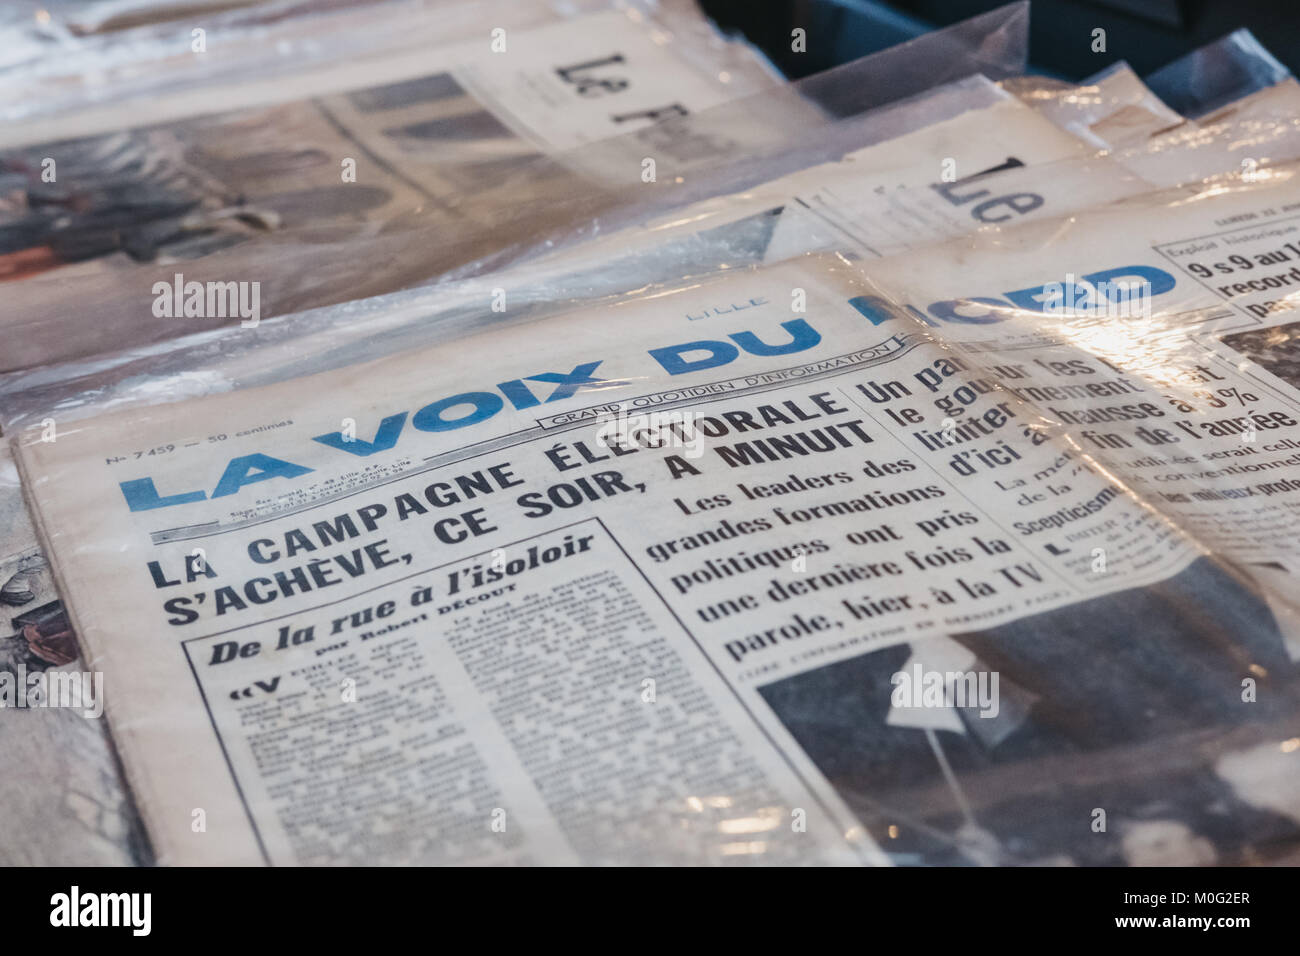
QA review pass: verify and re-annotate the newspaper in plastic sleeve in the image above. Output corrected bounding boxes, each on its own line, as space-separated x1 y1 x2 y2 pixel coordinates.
848 165 1300 569
0 8 781 285
19 250 1300 865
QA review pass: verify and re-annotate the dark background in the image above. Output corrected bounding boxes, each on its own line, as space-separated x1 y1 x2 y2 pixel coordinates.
700 0 1300 80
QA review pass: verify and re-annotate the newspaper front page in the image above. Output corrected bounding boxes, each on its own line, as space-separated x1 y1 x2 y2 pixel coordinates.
20 225 1300 863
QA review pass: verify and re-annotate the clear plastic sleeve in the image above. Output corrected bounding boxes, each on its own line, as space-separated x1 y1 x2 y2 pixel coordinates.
1146 28 1292 119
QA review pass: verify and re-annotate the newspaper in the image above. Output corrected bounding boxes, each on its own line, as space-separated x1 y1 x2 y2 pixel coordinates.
1002 63 1185 149
1 7 779 285
16 215 1300 863
859 167 1300 569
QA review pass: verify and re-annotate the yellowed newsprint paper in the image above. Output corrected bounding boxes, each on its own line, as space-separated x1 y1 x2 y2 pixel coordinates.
16 244 1300 865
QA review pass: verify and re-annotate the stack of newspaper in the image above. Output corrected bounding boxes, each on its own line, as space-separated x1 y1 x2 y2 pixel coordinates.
3 0 1300 867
